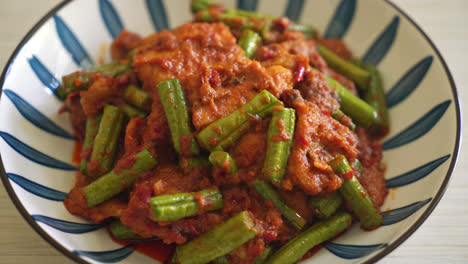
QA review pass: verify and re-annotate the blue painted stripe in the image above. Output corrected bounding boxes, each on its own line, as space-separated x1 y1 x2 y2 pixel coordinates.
386 56 434 108
7 173 67 201
324 0 356 39
74 247 134 263
145 0 169 32
284 0 305 22
33 215 104 234
362 16 400 66
382 198 432 226
27 56 62 99
53 15 94 69
0 131 76 171
325 242 386 259
382 100 450 151
99 0 124 39
3 89 74 139
387 155 450 188
237 0 258 11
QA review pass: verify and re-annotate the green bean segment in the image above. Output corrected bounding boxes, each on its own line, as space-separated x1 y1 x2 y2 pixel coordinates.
253 245 273 264
80 114 102 176
317 45 371 90
149 189 223 222
263 107 295 185
198 90 281 151
209 151 238 174
109 220 141 240
238 29 262 58
84 149 158 207
329 155 383 229
361 63 390 137
252 181 306 230
120 103 148 119
174 211 258 264
88 105 124 179
265 212 352 264
309 191 343 220
158 79 200 157
340 175 383 229
57 62 131 100
124 85 151 111
329 154 353 175
325 75 381 128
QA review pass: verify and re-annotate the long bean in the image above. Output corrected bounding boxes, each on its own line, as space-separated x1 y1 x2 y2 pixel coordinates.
87 105 124 179
57 63 131 100
265 212 352 264
173 211 258 264
253 245 273 264
198 90 281 151
84 149 158 207
209 151 238 174
340 175 383 229
252 181 306 230
317 45 371 90
324 74 381 128
149 189 223 222
361 63 390 137
120 103 148 119
214 103 277 151
80 114 102 176
124 85 152 111
263 107 295 186
332 109 355 131
109 220 141 240
238 29 262 58
329 155 383 229
158 79 200 157
193 1 317 39
309 191 343 220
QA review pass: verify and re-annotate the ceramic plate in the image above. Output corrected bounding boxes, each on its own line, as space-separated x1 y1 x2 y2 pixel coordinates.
0 0 460 263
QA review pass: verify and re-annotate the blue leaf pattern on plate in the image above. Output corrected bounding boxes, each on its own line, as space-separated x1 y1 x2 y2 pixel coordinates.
382 198 432 226
99 0 124 39
33 215 104 234
325 242 387 259
284 0 304 22
0 131 76 171
3 89 74 139
27 56 62 98
362 16 400 66
54 15 94 69
324 0 356 39
387 155 450 188
74 247 134 263
7 173 67 201
237 0 258 11
382 100 450 150
386 56 434 108
145 0 169 32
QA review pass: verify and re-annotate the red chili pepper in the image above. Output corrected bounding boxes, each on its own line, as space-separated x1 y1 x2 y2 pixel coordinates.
261 48 274 60
273 18 288 31
208 69 221 87
293 63 306 83
344 171 354 180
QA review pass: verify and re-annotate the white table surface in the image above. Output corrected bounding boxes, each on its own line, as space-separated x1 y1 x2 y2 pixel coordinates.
0 0 467 263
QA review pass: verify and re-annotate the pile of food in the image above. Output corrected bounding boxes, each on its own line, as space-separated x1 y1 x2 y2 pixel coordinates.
61 1 389 263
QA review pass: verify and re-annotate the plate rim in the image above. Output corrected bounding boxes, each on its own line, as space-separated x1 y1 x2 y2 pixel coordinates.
0 0 461 264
